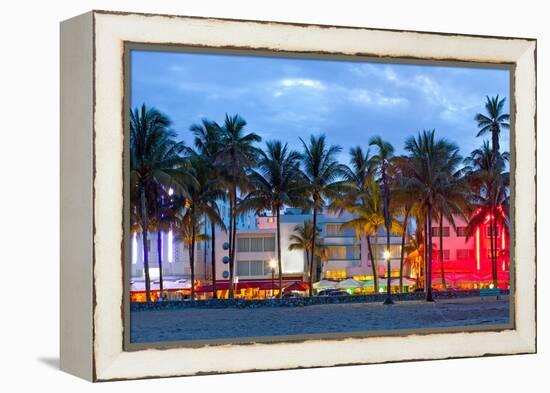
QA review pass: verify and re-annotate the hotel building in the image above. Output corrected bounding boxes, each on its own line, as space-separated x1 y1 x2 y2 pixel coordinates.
130 207 510 300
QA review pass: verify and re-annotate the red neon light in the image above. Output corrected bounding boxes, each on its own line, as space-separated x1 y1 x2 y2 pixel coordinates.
476 228 480 270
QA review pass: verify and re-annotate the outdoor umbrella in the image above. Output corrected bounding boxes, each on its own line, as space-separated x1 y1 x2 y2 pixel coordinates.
336 279 364 289
360 279 375 288
313 280 336 290
283 281 309 292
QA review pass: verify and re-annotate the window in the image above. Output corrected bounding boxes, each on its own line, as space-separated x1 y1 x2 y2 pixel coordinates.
237 235 275 252
237 237 250 252
263 236 275 252
486 225 501 237
250 260 264 276
237 260 250 276
432 250 450 260
327 245 360 260
250 237 263 252
236 260 270 276
376 245 402 259
456 226 468 237
432 226 450 237
325 223 354 237
325 270 346 280
457 249 474 260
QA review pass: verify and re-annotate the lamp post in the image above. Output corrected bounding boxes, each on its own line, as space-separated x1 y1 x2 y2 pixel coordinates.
269 258 277 298
383 249 394 305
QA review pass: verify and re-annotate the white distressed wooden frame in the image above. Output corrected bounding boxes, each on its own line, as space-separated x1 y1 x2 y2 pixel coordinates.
60 10 536 382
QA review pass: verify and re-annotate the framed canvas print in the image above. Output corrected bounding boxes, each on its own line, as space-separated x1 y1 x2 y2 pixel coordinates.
60 10 537 381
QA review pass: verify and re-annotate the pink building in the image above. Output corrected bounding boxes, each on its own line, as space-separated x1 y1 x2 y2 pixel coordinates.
427 213 510 289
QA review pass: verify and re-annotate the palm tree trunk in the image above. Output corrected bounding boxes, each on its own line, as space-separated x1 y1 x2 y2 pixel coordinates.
439 214 446 289
154 187 164 295
139 185 152 303
496 207 498 288
157 231 164 294
383 179 392 303
276 208 283 299
231 197 238 295
375 231 379 291
426 205 435 302
492 124 500 162
423 218 428 290
309 207 318 297
385 222 392 302
190 219 196 301
399 210 409 293
366 234 378 292
305 250 310 283
230 182 238 298
228 185 235 299
211 222 217 299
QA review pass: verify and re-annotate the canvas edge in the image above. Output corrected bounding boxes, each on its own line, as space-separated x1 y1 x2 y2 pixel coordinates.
89 11 537 381
59 11 95 382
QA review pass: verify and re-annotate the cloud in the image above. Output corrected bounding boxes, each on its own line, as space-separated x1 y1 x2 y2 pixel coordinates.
348 88 409 108
279 78 325 90
169 64 185 72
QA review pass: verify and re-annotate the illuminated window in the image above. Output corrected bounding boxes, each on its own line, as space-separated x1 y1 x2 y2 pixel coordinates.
327 245 360 260
267 217 274 223
325 270 346 280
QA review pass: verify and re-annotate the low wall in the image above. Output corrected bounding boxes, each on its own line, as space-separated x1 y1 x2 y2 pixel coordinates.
130 289 509 311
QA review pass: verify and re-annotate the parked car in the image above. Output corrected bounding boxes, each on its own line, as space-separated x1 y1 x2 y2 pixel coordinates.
282 291 304 298
317 289 349 297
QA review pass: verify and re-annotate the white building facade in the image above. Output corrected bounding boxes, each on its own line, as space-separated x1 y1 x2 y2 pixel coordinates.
131 207 408 285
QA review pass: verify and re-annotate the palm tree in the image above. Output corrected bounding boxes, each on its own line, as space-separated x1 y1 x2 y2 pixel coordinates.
464 146 509 288
369 136 396 304
288 220 326 287
391 155 419 293
190 119 225 298
402 130 463 301
149 187 179 295
129 104 191 302
300 135 346 295
475 95 509 162
340 178 399 293
176 210 206 301
432 174 469 290
176 155 226 300
216 114 261 298
241 141 303 298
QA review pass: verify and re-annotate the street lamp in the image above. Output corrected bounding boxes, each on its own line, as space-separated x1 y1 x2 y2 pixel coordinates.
383 249 394 305
269 258 277 298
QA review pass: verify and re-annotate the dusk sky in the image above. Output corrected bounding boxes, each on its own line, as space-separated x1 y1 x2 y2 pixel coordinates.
130 50 510 161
